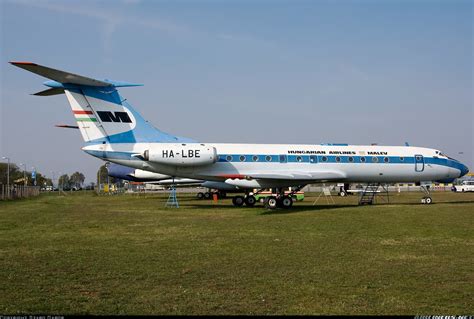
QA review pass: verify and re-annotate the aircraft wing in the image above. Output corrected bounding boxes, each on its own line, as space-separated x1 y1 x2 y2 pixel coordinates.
223 170 347 188
248 171 346 181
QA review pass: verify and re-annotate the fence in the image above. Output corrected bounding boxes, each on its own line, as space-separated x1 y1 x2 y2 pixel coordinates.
1 185 41 200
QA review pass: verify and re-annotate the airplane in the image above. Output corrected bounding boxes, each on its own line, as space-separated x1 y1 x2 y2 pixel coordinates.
11 61 470 208
106 162 241 199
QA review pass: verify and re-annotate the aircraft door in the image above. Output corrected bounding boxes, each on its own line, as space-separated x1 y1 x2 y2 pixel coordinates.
415 155 424 172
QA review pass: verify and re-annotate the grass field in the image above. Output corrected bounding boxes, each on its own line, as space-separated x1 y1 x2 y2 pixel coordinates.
1 191 473 315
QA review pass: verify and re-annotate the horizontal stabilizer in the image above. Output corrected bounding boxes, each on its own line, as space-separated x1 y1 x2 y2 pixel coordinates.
55 124 79 129
33 87 65 96
10 61 112 87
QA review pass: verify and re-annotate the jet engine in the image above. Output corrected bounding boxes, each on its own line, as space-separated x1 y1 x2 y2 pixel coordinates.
143 143 217 166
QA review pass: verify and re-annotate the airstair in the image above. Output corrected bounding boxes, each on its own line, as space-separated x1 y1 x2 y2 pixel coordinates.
358 183 390 205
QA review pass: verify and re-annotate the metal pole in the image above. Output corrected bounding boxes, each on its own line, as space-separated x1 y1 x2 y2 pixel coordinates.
7 158 10 191
20 163 26 186
2 157 10 197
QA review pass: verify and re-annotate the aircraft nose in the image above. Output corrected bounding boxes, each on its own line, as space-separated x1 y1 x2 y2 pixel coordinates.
460 163 469 178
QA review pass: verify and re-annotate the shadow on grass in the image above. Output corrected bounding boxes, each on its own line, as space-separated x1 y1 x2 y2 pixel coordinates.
182 198 474 214
182 203 359 214
421 200 474 205
259 204 359 215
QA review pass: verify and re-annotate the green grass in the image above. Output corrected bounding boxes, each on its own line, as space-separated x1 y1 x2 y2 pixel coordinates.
0 191 473 315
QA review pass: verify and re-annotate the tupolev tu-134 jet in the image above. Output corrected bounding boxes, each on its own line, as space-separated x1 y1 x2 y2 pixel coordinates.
11 62 469 208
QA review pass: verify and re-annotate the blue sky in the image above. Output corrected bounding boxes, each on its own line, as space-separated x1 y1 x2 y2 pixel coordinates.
1 0 472 183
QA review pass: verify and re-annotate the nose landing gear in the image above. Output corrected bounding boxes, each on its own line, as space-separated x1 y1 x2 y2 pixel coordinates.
420 185 432 204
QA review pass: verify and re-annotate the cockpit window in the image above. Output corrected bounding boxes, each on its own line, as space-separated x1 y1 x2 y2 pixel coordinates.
439 152 459 162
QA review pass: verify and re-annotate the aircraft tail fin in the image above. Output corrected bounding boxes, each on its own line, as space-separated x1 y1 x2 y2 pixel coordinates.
10 61 194 145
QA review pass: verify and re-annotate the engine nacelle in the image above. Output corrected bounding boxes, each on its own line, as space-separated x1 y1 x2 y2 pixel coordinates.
143 143 217 166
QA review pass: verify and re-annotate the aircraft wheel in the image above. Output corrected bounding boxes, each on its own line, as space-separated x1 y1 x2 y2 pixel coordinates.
281 196 293 209
204 192 211 200
339 191 347 197
265 196 278 209
197 192 204 200
232 196 245 207
245 195 256 207
421 196 433 204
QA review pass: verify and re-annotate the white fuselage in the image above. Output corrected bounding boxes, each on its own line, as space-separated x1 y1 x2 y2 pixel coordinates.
83 142 465 188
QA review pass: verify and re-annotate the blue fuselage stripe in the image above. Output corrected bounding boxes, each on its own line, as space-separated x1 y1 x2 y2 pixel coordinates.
85 150 464 173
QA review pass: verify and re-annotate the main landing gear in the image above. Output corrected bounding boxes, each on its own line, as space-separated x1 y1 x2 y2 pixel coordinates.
262 193 294 209
231 186 304 209
264 186 303 209
197 191 227 200
263 195 294 209
232 194 293 209
231 194 257 207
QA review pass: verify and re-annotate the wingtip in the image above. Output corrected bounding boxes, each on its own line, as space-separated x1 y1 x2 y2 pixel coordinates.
9 61 37 66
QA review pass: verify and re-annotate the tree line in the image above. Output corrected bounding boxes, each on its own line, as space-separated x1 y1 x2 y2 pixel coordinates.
1 161 125 190
58 172 86 190
1 162 86 189
0 163 51 187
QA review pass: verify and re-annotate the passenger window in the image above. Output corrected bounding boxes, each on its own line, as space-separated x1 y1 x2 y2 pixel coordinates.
322 156 328 162
296 156 303 162
239 155 246 162
226 155 233 162
348 157 354 162
266 155 272 162
335 156 341 162
372 157 379 163
360 157 366 162
384 157 389 163
253 155 259 162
